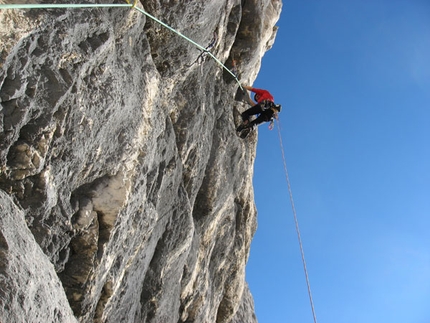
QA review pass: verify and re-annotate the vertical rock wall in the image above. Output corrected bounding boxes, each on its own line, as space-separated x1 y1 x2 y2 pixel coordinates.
0 0 282 322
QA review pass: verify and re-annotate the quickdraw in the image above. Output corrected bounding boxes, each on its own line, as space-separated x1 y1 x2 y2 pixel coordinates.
187 32 218 69
0 1 243 91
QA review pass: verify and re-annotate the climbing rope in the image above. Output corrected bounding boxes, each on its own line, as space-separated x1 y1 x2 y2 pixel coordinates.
131 5 243 90
124 0 138 8
276 119 318 323
0 2 243 91
3 2 314 320
186 32 218 67
0 3 131 9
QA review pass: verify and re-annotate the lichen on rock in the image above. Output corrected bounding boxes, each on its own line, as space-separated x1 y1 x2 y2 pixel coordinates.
0 0 282 322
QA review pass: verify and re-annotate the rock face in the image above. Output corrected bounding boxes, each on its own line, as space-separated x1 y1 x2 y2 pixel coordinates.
0 1 281 322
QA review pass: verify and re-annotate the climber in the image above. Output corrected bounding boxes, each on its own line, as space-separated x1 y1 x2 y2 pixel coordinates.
236 85 281 132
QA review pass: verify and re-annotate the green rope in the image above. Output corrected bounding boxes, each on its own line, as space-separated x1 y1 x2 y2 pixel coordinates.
0 2 243 91
132 6 243 90
0 4 130 9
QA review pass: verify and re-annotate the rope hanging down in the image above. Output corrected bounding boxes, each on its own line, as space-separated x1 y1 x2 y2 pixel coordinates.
276 119 318 323
4 2 314 320
0 2 243 91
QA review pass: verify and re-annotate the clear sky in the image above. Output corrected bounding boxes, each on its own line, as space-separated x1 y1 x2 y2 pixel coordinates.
246 1 430 323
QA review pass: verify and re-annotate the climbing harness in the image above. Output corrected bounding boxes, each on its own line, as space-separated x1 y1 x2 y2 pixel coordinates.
276 119 318 323
0 2 243 91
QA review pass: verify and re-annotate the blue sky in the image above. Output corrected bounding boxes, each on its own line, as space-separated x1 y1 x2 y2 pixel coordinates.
246 1 430 322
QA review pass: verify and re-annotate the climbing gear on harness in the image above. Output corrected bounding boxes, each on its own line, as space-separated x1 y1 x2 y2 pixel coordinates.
260 100 276 110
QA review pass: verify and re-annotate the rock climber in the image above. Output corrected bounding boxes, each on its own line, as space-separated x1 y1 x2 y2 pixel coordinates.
236 85 281 132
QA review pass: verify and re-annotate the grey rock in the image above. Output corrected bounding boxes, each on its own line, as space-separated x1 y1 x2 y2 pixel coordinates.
0 190 78 323
0 0 281 322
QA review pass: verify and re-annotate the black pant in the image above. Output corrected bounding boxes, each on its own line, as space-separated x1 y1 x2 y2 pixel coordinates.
241 105 272 127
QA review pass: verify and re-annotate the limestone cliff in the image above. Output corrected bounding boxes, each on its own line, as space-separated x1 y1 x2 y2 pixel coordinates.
0 1 281 322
